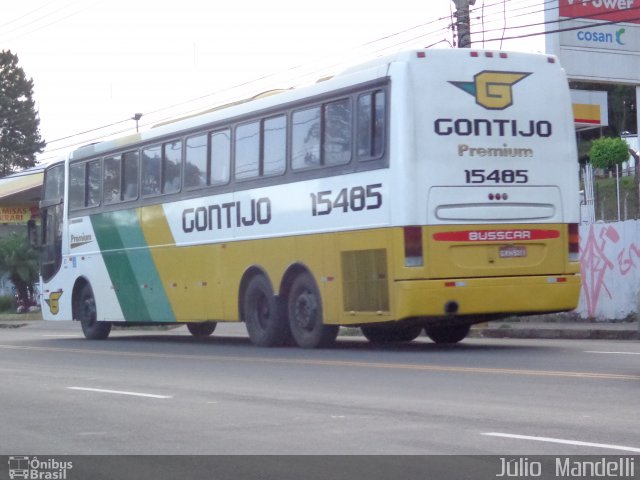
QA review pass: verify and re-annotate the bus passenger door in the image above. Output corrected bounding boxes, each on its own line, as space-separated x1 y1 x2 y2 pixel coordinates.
40 163 65 283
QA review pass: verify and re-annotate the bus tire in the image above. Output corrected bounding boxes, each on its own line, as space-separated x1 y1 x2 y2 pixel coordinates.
286 272 338 349
243 274 288 347
77 284 111 340
187 322 217 337
424 324 470 344
361 324 423 344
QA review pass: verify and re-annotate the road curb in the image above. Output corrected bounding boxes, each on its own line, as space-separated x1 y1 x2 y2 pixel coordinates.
471 323 639 341
0 322 29 329
1 319 639 341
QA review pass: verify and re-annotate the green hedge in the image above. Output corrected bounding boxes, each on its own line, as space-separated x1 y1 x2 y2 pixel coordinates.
0 296 16 313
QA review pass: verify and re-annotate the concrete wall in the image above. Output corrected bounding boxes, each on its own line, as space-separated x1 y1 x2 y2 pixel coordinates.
577 220 640 320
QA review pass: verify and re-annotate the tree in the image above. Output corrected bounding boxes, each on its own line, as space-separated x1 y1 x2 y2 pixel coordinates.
0 233 39 310
588 136 630 171
0 50 45 177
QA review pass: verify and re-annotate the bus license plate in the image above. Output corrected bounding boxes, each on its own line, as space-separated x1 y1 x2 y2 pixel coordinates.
499 245 527 258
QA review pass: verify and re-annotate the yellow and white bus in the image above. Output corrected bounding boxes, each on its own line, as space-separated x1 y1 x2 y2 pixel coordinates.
34 48 581 348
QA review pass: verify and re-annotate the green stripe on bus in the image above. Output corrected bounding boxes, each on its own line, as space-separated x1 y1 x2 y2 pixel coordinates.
91 209 176 322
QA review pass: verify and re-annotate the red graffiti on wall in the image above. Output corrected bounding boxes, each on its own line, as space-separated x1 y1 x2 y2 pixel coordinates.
618 243 640 275
580 225 616 318
580 224 640 317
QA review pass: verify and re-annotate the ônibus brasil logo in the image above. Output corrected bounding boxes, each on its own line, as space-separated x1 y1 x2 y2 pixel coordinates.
449 71 531 110
8 456 73 479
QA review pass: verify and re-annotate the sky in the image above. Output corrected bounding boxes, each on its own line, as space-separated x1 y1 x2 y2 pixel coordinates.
1 0 545 164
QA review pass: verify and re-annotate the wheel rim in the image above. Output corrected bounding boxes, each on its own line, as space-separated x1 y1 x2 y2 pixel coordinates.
82 296 96 325
293 290 317 331
253 291 271 330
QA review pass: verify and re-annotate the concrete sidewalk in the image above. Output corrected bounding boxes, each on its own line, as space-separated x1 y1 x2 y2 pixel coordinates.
470 319 639 340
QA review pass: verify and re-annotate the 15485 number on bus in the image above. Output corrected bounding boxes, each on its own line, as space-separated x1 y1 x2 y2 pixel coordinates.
311 184 383 216
464 169 529 184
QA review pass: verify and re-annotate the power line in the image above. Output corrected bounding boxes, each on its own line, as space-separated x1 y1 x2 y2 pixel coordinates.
21 16 452 156
0 0 103 43
8 1 638 162
3 5 454 157
0 0 60 30
481 12 640 43
472 4 640 37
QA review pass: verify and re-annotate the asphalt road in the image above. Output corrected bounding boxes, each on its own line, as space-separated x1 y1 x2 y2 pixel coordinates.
1 321 639 455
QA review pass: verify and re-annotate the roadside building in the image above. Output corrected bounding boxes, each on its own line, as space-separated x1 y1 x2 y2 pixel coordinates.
0 166 44 297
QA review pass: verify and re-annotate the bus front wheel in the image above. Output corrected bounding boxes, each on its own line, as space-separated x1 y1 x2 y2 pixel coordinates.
286 272 338 349
424 324 470 344
77 284 111 340
242 274 289 347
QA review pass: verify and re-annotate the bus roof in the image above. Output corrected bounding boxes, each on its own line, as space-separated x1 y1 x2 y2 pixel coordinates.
69 48 559 162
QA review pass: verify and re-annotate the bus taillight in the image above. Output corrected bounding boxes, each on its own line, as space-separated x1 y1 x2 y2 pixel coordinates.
568 223 580 262
404 226 423 267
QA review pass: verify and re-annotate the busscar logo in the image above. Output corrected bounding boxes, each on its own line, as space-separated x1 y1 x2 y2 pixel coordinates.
449 71 531 110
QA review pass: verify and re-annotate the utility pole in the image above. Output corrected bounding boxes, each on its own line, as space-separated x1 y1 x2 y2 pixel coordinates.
452 0 475 48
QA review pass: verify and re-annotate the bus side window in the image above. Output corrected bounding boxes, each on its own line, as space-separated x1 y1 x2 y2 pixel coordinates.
122 150 139 201
142 145 162 196
185 134 208 189
292 106 320 170
103 155 121 204
43 163 64 202
373 90 386 158
87 159 101 206
163 140 182 194
324 98 352 166
263 115 286 176
69 163 85 210
235 121 260 180
357 90 385 160
211 129 230 185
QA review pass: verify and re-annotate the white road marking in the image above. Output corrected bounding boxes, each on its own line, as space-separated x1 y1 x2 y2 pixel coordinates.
585 351 640 356
482 432 640 453
67 387 172 399
42 334 81 338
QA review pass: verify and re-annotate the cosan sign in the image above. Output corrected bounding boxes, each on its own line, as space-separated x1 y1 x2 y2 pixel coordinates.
559 0 640 25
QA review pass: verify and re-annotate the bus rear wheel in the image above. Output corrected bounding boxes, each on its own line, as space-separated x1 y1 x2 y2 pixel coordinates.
424 324 470 344
242 274 289 347
361 324 423 344
286 272 338 349
187 322 217 337
77 284 111 340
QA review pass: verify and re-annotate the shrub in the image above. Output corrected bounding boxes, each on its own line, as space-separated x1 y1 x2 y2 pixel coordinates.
0 295 16 313
588 137 630 170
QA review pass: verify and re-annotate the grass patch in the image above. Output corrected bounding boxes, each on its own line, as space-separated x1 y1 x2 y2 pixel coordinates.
0 311 42 322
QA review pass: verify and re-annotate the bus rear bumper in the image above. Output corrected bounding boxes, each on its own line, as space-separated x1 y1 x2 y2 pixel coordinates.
394 274 581 319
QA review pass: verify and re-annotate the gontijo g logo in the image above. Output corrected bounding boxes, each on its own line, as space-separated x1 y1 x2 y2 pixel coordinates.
449 71 531 110
45 290 63 315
